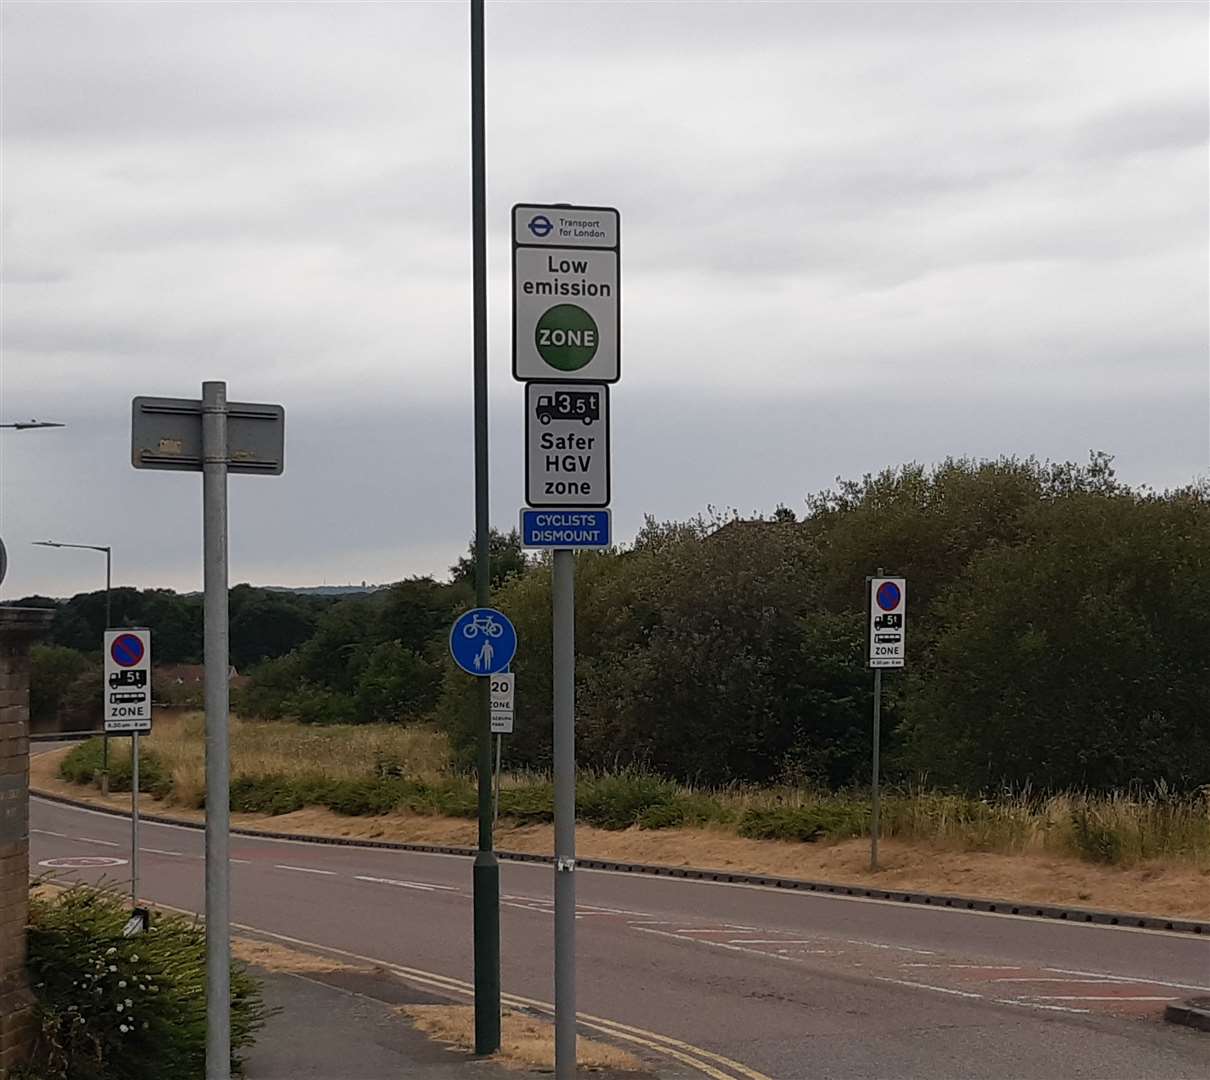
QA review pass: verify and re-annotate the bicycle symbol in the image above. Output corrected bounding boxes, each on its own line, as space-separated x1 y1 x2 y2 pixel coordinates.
462 614 505 640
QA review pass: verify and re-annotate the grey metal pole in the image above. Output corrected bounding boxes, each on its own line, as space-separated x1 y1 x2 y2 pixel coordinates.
469 0 501 1057
871 667 882 872
202 380 231 1080
102 548 112 797
552 548 576 1080
131 734 140 906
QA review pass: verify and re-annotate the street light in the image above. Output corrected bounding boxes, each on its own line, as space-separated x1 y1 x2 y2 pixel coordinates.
0 420 65 430
32 540 114 794
32 541 112 629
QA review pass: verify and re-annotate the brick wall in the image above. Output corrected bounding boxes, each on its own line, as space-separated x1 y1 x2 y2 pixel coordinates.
0 608 54 1076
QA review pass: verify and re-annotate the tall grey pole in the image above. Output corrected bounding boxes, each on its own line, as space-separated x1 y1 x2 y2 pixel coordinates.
469 0 501 1056
870 667 882 872
202 380 231 1080
552 548 576 1079
102 548 112 796
130 733 140 906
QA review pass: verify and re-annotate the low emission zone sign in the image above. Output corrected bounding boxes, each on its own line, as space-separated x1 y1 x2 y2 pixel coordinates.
513 204 619 383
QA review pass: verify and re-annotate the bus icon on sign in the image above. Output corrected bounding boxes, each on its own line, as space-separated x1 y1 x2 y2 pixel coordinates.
535 391 599 426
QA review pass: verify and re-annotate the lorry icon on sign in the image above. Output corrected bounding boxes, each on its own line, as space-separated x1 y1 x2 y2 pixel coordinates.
535 391 599 426
109 669 147 690
874 613 902 631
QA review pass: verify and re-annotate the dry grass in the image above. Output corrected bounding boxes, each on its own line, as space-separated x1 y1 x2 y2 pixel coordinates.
139 711 451 807
400 1005 646 1073
230 936 363 975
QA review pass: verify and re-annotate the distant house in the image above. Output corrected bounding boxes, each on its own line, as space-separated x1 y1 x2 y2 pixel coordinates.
153 663 250 699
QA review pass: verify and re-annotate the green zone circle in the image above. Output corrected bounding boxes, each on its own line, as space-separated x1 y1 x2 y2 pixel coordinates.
535 304 599 371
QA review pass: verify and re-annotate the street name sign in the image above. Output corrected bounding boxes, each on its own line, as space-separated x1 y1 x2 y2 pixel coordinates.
131 397 285 473
526 382 609 507
450 608 518 676
513 204 620 383
490 673 515 734
104 629 152 732
868 577 906 669
520 509 611 549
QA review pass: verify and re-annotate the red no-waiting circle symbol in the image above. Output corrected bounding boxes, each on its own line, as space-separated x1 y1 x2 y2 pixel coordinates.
110 633 145 668
876 581 902 611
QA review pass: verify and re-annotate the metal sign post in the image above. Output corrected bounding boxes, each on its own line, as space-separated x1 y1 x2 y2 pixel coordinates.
866 573 906 872
103 628 152 905
468 0 501 1056
514 199 620 1080
202 381 231 1080
131 733 140 905
551 548 576 1079
132 383 282 1080
489 674 514 827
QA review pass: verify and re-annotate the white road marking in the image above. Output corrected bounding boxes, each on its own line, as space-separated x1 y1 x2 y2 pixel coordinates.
726 939 825 945
991 977 1121 984
904 963 1021 970
230 859 252 865
846 938 935 955
32 797 1209 943
31 828 68 838
140 847 186 857
354 875 436 891
1043 967 1210 994
77 837 120 847
276 865 337 876
994 999 1091 1015
1027 995 1180 1002
874 977 982 999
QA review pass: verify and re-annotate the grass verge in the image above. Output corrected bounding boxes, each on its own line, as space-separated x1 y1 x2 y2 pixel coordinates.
400 1005 646 1073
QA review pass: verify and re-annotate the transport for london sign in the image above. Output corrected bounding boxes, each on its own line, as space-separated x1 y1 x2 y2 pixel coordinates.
513 204 619 383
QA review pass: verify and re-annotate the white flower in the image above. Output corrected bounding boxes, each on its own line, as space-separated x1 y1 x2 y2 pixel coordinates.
130 954 139 961
105 948 117 957
116 1004 124 1013
119 1024 129 1033
118 980 127 989
125 998 133 1007
109 965 117 972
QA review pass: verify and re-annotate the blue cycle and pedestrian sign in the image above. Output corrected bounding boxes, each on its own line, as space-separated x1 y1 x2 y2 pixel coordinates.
449 608 517 676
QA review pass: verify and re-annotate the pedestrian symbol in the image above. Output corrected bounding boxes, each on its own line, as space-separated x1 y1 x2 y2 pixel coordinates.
450 608 517 676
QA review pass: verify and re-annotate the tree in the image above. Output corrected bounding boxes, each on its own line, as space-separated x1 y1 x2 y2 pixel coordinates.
450 529 529 591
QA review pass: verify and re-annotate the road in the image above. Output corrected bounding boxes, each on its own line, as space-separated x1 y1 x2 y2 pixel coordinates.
29 794 1210 1079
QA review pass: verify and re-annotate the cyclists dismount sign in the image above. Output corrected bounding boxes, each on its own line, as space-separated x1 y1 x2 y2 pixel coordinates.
449 608 518 676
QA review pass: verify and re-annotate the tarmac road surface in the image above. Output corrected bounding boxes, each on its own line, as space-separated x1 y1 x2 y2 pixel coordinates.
29 796 1210 1080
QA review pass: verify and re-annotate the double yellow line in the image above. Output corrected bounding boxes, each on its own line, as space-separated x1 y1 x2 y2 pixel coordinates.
235 921 772 1080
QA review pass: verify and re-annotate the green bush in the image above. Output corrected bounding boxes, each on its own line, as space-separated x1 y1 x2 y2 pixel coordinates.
576 771 684 830
1066 808 1125 864
26 885 267 1080
738 804 868 843
58 739 171 799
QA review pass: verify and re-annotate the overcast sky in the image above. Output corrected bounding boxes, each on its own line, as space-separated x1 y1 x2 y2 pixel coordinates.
2 1 1206 599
